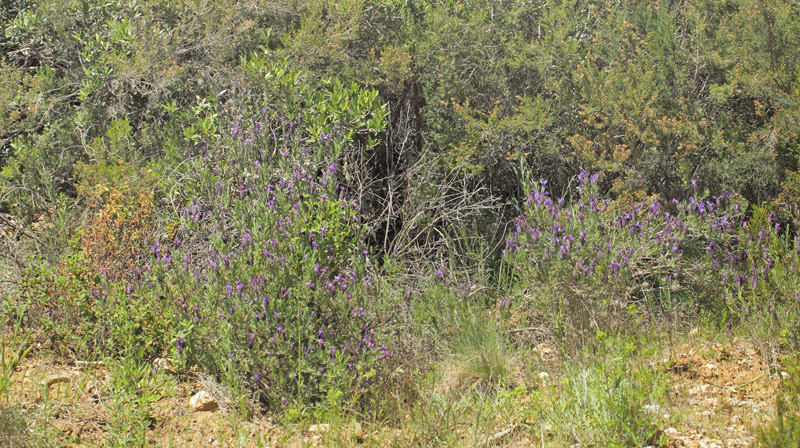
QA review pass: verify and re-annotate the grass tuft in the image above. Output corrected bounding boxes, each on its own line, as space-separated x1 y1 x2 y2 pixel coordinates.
447 315 516 392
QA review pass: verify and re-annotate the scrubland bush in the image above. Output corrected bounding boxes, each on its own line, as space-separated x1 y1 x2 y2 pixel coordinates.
503 171 800 344
2 0 800 435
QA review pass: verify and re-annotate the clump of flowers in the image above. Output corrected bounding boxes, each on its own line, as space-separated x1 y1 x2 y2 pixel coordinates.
503 171 800 331
136 80 388 412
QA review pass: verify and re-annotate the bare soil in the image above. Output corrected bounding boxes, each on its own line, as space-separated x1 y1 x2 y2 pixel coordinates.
4 336 782 447
660 338 780 448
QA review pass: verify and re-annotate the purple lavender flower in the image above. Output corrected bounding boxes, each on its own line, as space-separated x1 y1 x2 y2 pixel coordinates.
176 334 187 355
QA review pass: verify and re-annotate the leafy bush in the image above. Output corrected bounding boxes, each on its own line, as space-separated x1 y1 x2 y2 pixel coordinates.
20 249 175 359
0 0 296 219
130 71 390 413
20 247 100 355
18 184 172 359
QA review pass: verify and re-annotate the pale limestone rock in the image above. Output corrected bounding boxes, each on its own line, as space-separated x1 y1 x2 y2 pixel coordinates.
189 391 219 412
641 403 660 415
699 363 718 378
153 357 173 372
308 423 330 434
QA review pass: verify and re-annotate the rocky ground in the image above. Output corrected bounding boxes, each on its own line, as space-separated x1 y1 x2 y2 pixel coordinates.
3 335 781 447
660 339 780 448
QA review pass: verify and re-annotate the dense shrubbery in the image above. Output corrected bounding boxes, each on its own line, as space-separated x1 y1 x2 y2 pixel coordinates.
272 0 800 206
2 0 800 437
4 0 800 241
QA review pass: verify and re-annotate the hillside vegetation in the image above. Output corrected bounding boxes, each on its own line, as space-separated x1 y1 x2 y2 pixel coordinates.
2 1 800 446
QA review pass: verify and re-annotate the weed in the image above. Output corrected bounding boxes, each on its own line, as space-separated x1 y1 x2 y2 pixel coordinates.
0 405 33 448
756 357 800 447
104 355 174 448
534 336 668 447
449 315 515 391
1 300 31 401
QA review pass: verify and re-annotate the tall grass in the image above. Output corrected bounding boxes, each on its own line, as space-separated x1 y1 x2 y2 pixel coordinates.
1 300 33 447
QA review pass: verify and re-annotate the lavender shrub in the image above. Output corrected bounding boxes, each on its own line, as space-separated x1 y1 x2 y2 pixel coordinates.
136 78 390 413
503 172 800 338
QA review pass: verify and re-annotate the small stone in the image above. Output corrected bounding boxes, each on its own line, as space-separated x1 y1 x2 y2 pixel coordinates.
700 363 718 378
308 424 330 434
538 371 549 380
40 374 70 387
189 391 219 412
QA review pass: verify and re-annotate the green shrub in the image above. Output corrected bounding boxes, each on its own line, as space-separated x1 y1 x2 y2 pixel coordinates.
18 186 172 359
20 248 99 356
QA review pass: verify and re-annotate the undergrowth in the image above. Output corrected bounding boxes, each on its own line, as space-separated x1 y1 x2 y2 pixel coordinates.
756 357 800 447
2 1 800 443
